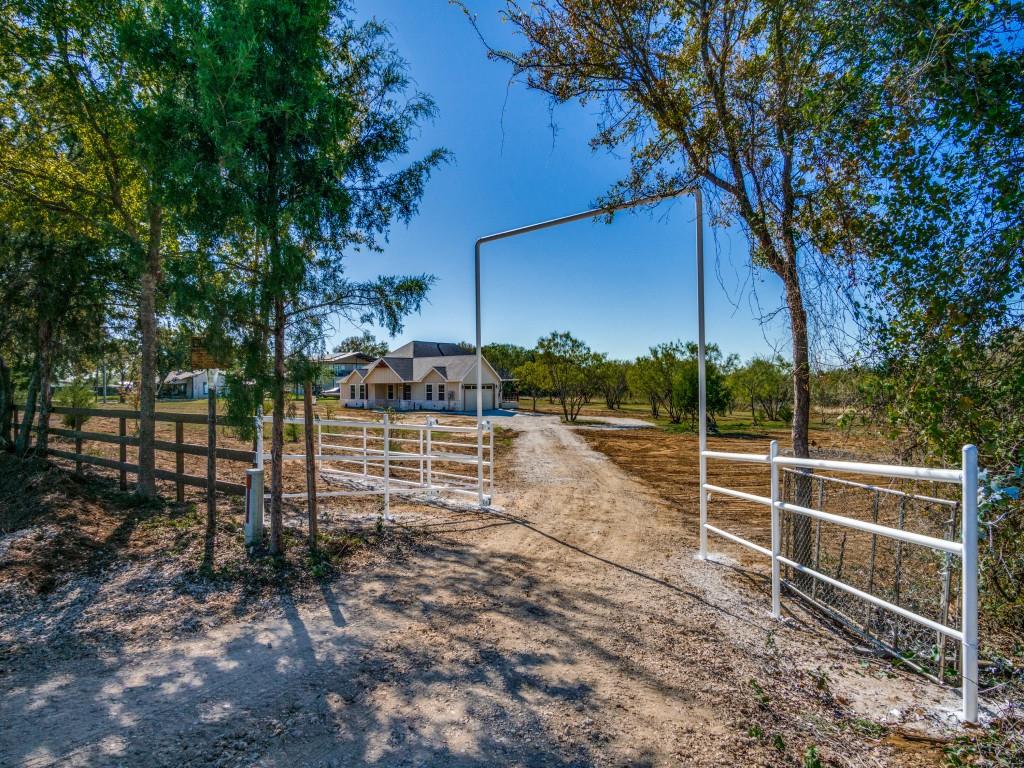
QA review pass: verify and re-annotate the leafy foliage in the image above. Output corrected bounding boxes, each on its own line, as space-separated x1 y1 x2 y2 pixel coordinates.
535 332 600 422
333 332 390 358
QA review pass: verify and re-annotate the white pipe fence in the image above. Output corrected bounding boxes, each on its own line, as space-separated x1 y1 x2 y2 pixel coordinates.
698 442 980 723
256 413 495 518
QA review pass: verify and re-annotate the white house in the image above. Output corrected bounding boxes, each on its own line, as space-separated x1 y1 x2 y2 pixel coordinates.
340 341 504 411
160 370 226 399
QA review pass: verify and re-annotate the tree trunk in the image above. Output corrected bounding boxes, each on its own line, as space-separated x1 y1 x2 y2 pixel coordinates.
0 354 13 450
137 205 162 497
269 297 286 555
783 259 814 585
15 368 39 457
34 320 54 456
303 382 318 552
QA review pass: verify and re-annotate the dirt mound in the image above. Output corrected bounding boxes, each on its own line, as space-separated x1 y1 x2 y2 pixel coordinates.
0 453 136 594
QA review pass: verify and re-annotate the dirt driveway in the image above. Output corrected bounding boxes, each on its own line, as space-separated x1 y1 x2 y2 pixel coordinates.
1 414 958 767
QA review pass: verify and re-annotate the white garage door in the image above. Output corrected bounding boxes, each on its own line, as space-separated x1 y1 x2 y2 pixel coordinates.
464 384 494 410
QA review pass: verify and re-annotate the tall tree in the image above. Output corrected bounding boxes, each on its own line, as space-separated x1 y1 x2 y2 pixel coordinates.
138 0 446 554
819 1 1024 468
536 331 600 422
472 0 875 568
1 0 171 495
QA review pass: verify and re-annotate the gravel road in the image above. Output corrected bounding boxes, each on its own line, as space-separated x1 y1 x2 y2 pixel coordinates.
1 414 959 767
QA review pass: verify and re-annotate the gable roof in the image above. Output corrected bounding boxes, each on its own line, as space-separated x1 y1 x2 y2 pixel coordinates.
339 341 500 385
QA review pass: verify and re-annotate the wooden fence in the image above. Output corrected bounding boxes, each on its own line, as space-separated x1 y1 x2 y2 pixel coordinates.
13 404 251 497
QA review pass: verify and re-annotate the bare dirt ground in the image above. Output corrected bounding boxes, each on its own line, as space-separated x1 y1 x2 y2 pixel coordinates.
0 413 964 767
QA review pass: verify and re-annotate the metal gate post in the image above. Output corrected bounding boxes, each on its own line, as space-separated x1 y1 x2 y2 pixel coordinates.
695 187 708 560
769 440 781 618
488 420 494 491
383 413 391 520
244 467 264 546
254 409 264 470
961 444 979 723
426 417 435 491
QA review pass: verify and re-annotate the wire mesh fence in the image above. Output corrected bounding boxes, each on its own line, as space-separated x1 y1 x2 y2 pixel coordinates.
780 467 962 684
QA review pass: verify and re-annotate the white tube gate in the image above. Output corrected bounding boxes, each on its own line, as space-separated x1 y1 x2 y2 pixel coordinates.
698 442 980 723
255 413 495 517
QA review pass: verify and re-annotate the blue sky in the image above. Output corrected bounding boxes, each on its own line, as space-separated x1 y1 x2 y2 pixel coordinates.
337 0 792 362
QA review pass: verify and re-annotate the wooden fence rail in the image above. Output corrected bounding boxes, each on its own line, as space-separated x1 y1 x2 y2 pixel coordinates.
11 404 250 497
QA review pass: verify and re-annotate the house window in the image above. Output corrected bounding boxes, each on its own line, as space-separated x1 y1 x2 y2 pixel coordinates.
359 384 365 399
387 384 394 400
403 384 411 400
425 384 433 401
438 383 445 401
350 384 356 399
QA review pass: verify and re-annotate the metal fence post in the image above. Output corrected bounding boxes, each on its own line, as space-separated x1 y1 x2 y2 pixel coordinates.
244 467 264 547
769 440 781 619
254 407 264 470
383 413 391 520
961 444 979 723
419 419 425 486
426 417 434 490
488 420 494 491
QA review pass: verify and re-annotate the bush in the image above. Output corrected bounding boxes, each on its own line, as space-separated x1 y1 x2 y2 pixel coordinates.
55 380 95 428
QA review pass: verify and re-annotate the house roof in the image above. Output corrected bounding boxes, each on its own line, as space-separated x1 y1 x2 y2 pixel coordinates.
319 350 375 364
339 341 497 384
164 370 203 384
389 341 469 358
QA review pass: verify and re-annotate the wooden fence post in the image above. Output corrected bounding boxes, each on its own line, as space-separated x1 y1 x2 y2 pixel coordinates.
118 417 127 491
203 382 217 570
175 421 185 503
303 382 318 551
74 418 83 475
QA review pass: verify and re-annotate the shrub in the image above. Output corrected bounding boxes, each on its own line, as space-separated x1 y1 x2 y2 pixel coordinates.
55 380 95 428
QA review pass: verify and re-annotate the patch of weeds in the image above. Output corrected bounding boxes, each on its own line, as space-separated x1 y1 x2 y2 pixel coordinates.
803 745 823 768
849 718 887 738
945 709 1024 768
748 723 764 739
772 733 786 752
809 667 831 693
750 678 770 706
140 503 198 532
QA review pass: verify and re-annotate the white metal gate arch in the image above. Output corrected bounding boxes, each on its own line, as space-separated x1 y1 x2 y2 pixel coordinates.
471 190 981 724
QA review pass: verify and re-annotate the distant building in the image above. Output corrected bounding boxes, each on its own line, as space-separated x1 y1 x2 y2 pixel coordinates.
339 341 505 411
160 370 226 399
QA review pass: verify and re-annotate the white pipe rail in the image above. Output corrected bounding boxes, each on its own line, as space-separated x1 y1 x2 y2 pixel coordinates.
260 413 496 514
781 467 960 508
698 442 980 723
774 455 961 484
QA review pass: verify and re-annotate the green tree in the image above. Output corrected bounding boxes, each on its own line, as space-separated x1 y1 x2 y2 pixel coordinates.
140 0 446 554
1 0 176 495
512 359 551 412
333 332 390 359
0 216 119 457
594 359 631 410
628 355 663 419
536 332 600 422
729 357 792 424
481 343 533 385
